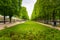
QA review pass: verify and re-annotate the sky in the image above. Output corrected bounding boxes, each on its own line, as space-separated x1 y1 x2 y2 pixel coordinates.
21 0 36 18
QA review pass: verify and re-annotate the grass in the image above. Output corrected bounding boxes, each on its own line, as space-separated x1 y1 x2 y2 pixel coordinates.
0 21 60 40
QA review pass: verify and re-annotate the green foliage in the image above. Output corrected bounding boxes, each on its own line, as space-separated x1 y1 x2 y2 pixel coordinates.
31 0 60 21
0 0 22 16
0 0 22 23
0 21 60 40
20 7 29 20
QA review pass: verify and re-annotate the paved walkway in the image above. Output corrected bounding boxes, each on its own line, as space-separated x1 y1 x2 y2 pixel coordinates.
37 22 60 30
0 21 25 30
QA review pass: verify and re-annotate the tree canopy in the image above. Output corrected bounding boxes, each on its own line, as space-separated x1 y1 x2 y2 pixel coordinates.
0 0 22 23
31 0 60 21
20 7 29 20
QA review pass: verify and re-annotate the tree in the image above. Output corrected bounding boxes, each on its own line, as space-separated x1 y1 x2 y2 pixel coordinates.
20 7 29 20
9 0 22 23
0 0 11 24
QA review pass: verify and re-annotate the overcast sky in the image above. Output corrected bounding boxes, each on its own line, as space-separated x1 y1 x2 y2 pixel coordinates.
21 0 36 18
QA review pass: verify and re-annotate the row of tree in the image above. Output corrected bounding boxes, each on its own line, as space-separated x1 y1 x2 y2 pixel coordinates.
0 0 22 24
31 0 60 26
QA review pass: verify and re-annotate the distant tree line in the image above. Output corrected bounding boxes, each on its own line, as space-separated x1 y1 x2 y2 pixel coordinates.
20 7 29 20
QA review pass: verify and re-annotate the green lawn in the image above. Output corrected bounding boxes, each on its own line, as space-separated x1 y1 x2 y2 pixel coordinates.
0 21 60 40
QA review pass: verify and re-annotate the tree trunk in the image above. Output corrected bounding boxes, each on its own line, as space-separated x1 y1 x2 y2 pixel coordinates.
52 10 56 26
4 15 6 24
9 16 12 23
58 15 59 24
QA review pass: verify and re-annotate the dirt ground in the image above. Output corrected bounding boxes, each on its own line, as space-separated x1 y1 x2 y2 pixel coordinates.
37 22 60 30
0 21 25 30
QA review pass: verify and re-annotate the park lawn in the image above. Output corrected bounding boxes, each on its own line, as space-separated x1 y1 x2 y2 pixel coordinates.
0 21 60 40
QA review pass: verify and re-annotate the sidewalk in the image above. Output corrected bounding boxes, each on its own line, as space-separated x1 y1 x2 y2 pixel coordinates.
0 21 25 30
37 22 60 30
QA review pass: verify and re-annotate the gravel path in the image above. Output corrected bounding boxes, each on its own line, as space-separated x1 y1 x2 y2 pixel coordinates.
0 21 25 30
37 22 60 30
